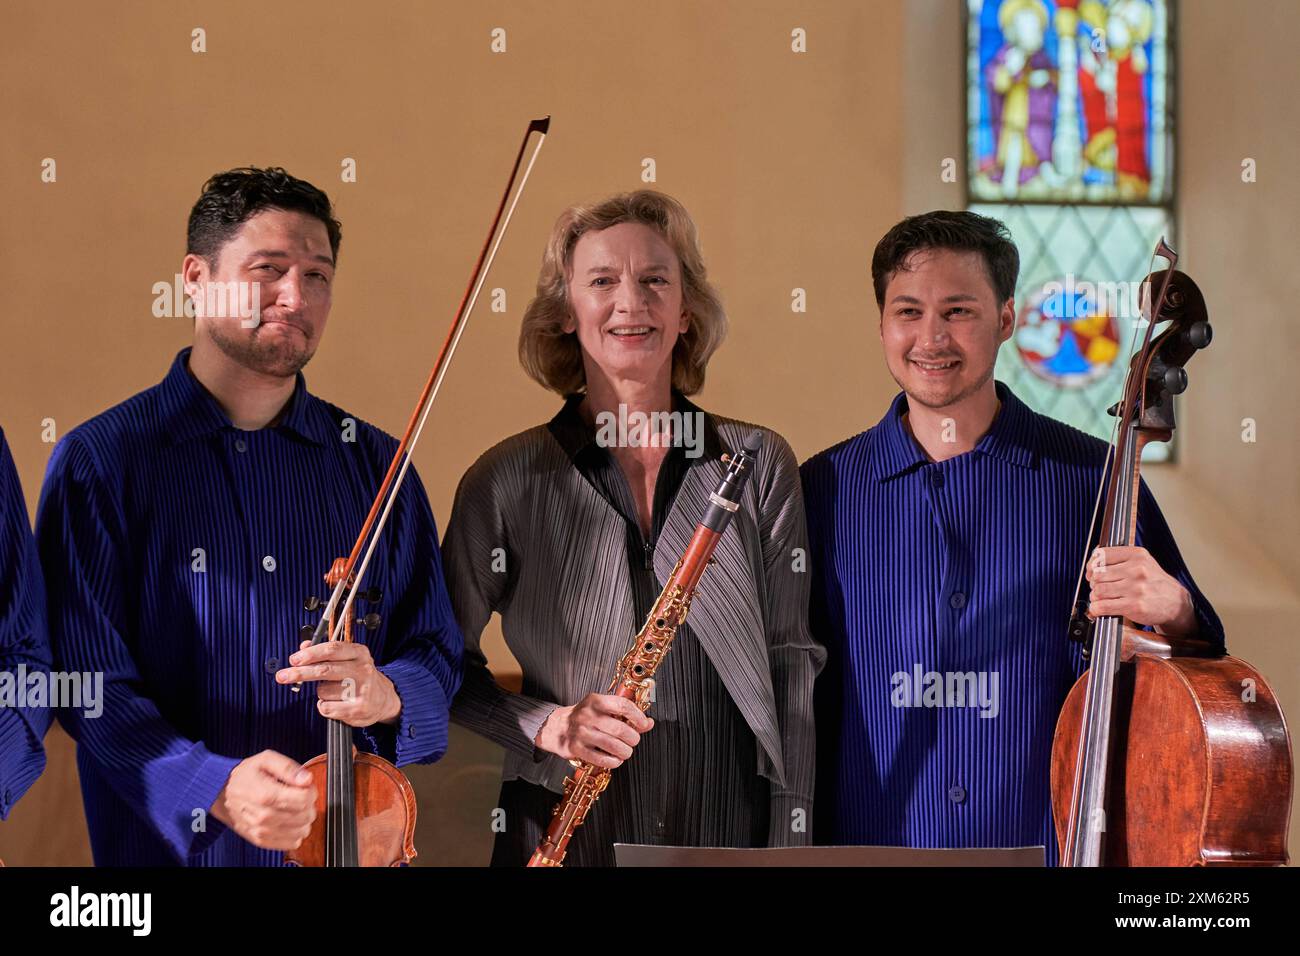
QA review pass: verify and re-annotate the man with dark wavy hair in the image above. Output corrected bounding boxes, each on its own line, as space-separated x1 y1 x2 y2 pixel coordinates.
37 167 463 865
801 210 1221 865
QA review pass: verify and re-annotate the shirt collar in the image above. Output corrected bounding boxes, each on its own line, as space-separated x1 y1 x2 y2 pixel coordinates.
872 380 1037 481
159 347 332 447
547 390 726 462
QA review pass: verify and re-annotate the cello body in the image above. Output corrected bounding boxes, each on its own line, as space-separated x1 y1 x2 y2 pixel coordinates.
1051 651 1292 865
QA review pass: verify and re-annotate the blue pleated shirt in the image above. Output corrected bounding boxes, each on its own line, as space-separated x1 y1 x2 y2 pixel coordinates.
35 348 463 865
0 427 52 820
800 382 1223 865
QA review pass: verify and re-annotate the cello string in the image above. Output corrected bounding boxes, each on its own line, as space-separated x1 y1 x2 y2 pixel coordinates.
1072 404 1139 863
1064 242 1169 863
1074 415 1134 862
1067 245 1161 617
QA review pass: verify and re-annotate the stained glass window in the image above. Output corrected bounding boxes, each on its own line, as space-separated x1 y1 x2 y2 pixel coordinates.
967 0 1173 204
965 0 1175 460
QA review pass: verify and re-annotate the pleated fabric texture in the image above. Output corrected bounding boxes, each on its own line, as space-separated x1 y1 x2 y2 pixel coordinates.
443 396 825 864
801 381 1223 866
35 348 463 866
0 426 52 819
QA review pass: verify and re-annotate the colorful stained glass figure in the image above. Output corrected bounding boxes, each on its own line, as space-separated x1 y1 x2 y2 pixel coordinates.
972 203 1173 460
1016 279 1122 388
966 0 1173 204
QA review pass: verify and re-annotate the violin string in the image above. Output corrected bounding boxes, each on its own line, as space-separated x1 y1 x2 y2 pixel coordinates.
326 698 332 866
333 722 337 866
332 715 337 865
333 647 340 865
340 723 345 868
340 717 345 868
328 128 548 644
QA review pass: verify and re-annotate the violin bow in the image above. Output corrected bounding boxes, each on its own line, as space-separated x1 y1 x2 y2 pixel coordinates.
293 115 551 690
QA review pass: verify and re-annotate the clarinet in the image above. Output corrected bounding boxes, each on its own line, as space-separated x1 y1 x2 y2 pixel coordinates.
527 431 764 867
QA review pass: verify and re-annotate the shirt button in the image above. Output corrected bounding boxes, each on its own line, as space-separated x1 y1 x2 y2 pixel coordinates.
930 471 944 488
655 818 665 831
948 784 967 804
264 657 279 674
262 555 277 572
949 591 967 609
406 725 416 739
234 439 247 453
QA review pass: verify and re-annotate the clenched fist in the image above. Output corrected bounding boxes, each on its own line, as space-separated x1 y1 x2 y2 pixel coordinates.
210 750 317 850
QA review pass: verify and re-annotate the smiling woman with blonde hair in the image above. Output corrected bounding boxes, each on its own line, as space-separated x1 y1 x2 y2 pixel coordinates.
443 189 824 866
518 190 727 396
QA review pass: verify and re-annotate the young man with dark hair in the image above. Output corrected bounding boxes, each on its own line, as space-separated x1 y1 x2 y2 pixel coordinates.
36 167 463 865
801 210 1220 865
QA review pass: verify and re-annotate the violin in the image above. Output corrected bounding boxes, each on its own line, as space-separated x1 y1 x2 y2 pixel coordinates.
1050 239 1293 866
285 117 550 866
286 559 417 866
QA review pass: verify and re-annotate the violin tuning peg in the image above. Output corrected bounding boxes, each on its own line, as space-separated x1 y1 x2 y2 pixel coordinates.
362 612 382 631
1106 401 1122 418
303 596 321 612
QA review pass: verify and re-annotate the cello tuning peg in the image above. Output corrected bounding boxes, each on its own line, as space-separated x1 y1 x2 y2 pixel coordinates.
299 624 315 641
360 587 382 603
1187 320 1212 350
362 612 382 631
1162 366 1188 395
1106 401 1122 417
303 596 321 612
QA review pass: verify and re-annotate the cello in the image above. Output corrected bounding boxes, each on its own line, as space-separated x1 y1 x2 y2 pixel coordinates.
1050 238 1293 866
284 116 551 866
